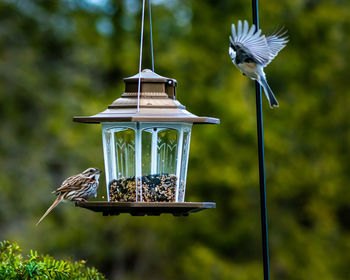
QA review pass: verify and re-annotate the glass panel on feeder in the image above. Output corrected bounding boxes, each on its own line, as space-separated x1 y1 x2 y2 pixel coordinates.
141 129 152 176
104 128 115 186
157 128 178 174
115 129 135 179
177 128 192 202
139 127 179 202
104 126 138 202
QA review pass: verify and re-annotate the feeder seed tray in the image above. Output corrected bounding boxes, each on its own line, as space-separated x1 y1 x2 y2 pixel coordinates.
75 201 216 216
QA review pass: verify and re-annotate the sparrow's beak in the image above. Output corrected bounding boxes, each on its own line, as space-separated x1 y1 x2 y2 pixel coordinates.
97 169 102 174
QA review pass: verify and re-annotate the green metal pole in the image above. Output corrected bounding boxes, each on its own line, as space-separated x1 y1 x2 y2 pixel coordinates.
252 1 270 279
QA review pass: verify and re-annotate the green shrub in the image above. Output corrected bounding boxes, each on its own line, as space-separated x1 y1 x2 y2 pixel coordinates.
0 240 105 280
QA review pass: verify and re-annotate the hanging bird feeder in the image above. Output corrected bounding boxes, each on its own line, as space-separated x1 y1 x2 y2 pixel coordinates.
74 69 219 216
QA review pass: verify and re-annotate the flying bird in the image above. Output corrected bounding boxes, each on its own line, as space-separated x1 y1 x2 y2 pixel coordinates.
36 167 101 226
229 20 288 108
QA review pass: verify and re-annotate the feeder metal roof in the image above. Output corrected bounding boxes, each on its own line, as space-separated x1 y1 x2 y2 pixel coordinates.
73 69 220 124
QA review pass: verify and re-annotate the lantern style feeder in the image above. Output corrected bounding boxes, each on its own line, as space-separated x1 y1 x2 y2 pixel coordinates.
74 69 219 216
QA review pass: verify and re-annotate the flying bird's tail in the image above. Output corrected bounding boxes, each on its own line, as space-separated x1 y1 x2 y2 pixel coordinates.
36 196 62 226
259 77 279 108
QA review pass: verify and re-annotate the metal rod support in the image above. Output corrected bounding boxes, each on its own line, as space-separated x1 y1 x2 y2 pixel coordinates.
148 0 155 72
137 0 146 112
252 1 270 280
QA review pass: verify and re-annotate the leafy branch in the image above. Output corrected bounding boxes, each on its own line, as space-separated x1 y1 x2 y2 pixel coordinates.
0 241 105 280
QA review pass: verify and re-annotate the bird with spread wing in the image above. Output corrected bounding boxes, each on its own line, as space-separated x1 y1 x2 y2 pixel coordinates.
229 20 288 108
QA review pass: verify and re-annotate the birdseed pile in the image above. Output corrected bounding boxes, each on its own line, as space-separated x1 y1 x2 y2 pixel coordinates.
109 174 178 202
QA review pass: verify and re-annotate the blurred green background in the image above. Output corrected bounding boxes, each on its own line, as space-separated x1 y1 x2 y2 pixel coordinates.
1 0 350 279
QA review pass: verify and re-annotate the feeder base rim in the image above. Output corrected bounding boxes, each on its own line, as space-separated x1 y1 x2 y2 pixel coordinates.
75 201 216 216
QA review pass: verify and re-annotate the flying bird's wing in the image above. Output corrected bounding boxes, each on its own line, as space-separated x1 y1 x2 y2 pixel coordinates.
230 20 271 65
265 28 288 65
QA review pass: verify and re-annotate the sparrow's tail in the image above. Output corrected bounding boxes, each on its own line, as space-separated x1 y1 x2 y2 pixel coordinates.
259 77 279 108
36 196 62 226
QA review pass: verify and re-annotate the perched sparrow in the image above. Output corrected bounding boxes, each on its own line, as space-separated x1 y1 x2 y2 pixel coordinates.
36 167 101 226
229 20 288 108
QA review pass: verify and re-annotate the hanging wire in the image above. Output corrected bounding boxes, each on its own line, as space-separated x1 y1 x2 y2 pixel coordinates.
137 0 147 112
148 0 155 72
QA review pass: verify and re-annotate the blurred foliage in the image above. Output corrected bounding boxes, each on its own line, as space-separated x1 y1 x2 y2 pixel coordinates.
0 240 105 279
0 0 350 279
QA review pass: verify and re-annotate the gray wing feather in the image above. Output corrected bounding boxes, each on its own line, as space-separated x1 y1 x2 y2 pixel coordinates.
246 23 256 38
265 29 288 64
237 20 242 40
229 35 234 45
230 20 270 64
230 20 288 66
231 24 236 39
250 28 262 40
242 20 249 37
